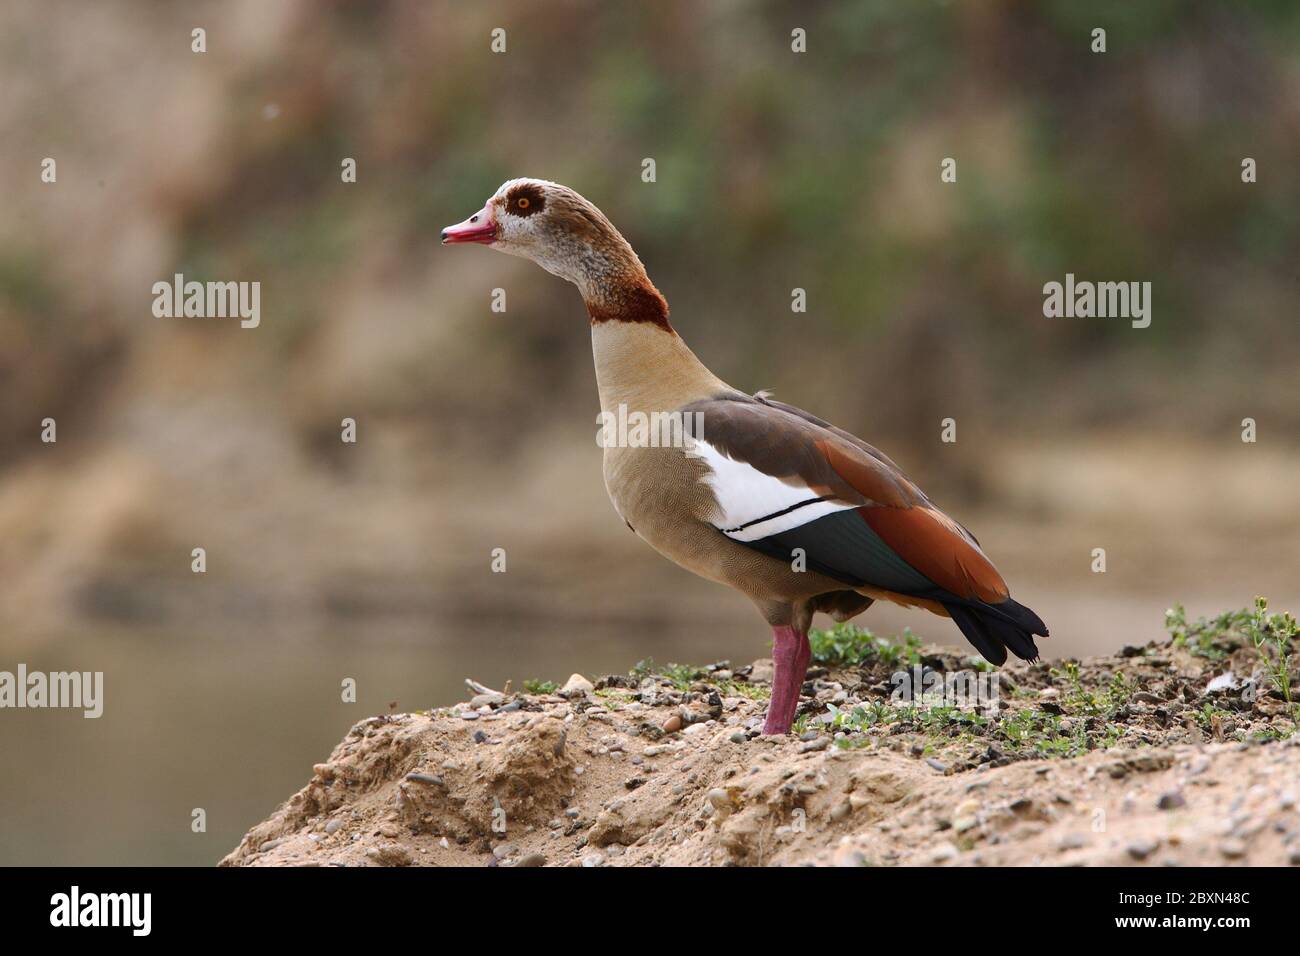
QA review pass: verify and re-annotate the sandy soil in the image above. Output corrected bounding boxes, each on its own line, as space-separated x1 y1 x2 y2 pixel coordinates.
223 614 1300 867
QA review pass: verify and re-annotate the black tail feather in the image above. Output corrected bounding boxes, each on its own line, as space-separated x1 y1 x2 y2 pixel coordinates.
945 598 1046 665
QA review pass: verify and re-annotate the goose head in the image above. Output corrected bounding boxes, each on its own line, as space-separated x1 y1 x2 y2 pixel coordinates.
442 178 654 313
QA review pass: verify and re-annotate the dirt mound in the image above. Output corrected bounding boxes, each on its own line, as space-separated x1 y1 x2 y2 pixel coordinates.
222 606 1300 867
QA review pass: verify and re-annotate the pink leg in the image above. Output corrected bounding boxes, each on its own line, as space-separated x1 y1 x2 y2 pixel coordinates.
762 625 810 735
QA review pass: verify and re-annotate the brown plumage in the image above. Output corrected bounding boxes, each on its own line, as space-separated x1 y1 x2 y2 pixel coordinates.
443 178 1048 733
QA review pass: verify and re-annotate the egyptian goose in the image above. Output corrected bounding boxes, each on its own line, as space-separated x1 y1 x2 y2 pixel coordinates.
442 179 1048 735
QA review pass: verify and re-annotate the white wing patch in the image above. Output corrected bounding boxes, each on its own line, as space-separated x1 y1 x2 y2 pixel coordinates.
687 438 859 543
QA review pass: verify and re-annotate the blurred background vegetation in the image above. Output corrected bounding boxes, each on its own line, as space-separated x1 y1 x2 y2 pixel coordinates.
0 0 1296 863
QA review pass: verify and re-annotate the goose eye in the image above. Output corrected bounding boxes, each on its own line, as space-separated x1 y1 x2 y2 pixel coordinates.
516 197 530 210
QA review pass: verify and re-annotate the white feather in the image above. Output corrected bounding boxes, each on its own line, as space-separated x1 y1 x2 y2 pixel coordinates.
687 438 858 542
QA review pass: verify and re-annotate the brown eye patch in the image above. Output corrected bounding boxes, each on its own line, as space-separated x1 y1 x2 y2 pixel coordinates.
505 183 545 217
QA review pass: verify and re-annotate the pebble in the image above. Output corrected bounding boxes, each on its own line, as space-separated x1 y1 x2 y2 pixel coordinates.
559 673 594 697
515 852 546 868
325 818 343 835
1156 790 1187 811
1127 839 1159 860
925 758 948 773
366 844 412 867
662 714 684 733
1218 838 1247 860
930 842 959 863
798 737 830 753
405 772 445 787
832 845 867 867
1058 832 1088 850
458 711 479 721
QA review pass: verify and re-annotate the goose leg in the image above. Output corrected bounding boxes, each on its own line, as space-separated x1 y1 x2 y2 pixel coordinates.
762 624 810 735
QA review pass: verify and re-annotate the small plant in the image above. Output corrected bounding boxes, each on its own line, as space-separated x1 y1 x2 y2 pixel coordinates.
629 658 705 690
807 623 923 668
713 679 771 701
1166 604 1254 661
522 678 558 695
1050 661 1134 718
1245 597 1297 721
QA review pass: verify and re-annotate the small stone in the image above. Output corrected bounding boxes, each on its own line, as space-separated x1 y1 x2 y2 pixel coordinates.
1058 832 1088 850
366 844 412 867
404 772 445 787
729 731 747 743
1186 754 1212 776
798 736 830 753
1157 790 1187 811
325 819 343 835
458 711 479 721
931 842 959 863
1127 839 1159 861
515 852 546 867
661 713 683 733
559 674 594 697
925 758 948 773
832 845 867 867
1219 838 1247 860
